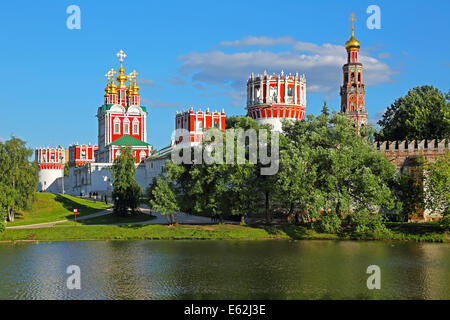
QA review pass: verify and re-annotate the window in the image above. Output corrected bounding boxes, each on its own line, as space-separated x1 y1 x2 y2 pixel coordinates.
351 72 355 82
358 73 361 82
213 120 219 128
140 151 146 162
123 118 130 135
288 86 293 97
114 118 121 134
81 150 86 160
197 120 203 131
132 118 139 135
270 86 277 100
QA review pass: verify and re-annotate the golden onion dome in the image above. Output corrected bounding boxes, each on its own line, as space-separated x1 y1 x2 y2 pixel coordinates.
116 65 128 88
128 79 133 95
132 81 140 95
346 13 360 51
110 80 117 94
345 34 360 51
104 82 111 96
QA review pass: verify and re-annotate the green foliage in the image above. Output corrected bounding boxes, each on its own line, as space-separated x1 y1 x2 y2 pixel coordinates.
0 210 6 232
167 116 277 223
278 112 399 232
111 147 142 216
425 153 450 214
393 160 425 221
348 209 388 234
148 175 179 225
0 137 38 226
439 213 450 228
64 164 69 177
377 85 450 141
314 213 342 234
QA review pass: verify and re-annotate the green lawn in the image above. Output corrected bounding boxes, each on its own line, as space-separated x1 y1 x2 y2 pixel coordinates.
7 193 112 227
3 222 446 242
1 224 293 241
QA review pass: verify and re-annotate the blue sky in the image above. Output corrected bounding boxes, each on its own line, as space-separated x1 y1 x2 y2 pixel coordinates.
0 0 449 150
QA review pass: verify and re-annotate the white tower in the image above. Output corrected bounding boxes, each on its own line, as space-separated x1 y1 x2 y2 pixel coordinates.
35 146 65 192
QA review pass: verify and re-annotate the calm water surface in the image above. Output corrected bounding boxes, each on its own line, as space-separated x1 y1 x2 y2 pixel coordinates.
0 240 448 299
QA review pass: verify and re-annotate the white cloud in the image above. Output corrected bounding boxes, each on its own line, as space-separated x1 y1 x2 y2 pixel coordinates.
0 136 5 143
378 52 391 59
178 36 396 106
141 98 184 109
137 78 155 87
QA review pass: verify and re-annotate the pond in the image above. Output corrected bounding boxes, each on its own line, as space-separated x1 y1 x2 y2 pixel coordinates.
0 240 448 299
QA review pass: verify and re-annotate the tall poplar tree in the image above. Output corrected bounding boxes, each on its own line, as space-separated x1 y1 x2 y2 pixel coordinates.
0 137 38 228
111 147 142 216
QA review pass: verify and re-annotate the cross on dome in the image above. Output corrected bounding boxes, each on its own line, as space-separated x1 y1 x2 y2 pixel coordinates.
117 50 127 64
350 13 356 34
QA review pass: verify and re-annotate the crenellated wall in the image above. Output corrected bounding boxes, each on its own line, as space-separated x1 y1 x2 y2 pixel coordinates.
374 139 449 171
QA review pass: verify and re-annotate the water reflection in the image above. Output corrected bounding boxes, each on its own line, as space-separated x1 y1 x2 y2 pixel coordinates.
0 240 448 300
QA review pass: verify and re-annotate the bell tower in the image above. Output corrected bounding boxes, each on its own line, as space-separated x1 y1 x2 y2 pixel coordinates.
340 13 367 134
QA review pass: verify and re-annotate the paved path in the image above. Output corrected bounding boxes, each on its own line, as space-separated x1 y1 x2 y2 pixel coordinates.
6 209 113 230
138 206 235 225
6 206 236 229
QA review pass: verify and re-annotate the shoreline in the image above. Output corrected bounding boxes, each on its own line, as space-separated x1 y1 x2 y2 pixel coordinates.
1 223 447 243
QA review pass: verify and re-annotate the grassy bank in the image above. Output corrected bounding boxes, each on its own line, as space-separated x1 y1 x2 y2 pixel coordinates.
7 193 112 227
1 223 447 242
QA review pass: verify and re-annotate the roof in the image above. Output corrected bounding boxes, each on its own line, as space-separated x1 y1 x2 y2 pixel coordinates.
102 104 147 113
109 135 150 146
147 145 173 160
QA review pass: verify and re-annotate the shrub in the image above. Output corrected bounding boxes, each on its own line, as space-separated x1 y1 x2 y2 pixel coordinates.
313 213 342 233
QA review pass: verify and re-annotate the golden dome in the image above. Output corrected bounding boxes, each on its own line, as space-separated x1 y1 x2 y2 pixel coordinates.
345 34 360 51
104 82 111 96
110 80 117 94
345 13 360 51
128 78 134 95
132 80 139 95
116 65 128 88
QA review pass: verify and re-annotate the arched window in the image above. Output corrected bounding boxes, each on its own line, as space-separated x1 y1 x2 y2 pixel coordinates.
113 118 121 134
132 118 139 135
123 118 130 135
139 151 146 162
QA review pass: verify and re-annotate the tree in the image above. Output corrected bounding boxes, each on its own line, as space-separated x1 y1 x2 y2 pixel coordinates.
278 112 399 233
0 137 38 226
424 152 449 215
111 147 142 216
376 85 450 141
393 159 425 222
148 175 179 225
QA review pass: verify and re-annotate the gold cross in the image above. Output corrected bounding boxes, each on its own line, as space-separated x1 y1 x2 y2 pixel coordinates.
109 68 117 80
130 70 138 80
116 49 127 64
350 13 356 33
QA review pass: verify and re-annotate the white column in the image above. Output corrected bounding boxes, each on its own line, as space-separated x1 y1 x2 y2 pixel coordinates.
294 80 297 105
277 76 280 103
284 78 287 103
252 80 255 105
